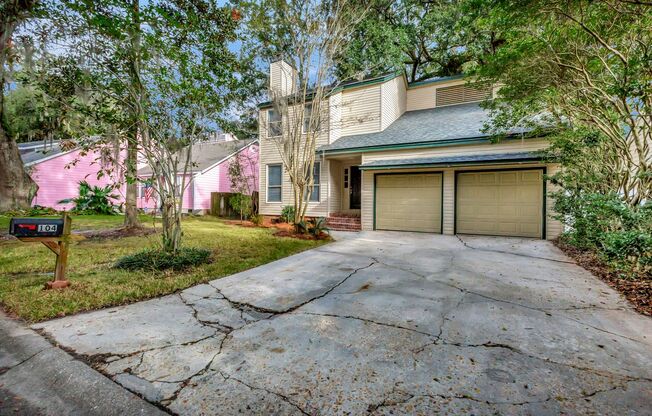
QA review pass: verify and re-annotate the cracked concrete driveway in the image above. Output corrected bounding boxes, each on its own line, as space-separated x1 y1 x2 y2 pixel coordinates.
34 232 652 415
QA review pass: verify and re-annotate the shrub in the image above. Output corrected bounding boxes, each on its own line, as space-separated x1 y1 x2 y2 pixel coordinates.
554 191 652 276
308 217 330 237
280 205 294 223
229 193 252 221
249 213 263 226
59 181 120 215
115 247 212 271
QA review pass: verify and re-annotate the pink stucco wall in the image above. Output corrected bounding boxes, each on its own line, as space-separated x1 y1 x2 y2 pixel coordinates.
30 148 126 211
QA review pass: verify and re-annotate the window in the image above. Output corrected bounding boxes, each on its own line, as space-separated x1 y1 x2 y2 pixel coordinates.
309 162 320 202
267 164 282 202
302 105 320 134
344 168 349 189
268 109 282 137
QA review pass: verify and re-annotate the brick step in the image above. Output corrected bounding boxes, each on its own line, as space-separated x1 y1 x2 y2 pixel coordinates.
326 217 361 231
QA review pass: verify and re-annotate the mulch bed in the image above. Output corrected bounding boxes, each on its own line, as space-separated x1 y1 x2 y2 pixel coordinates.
225 219 330 241
273 229 331 241
555 240 652 317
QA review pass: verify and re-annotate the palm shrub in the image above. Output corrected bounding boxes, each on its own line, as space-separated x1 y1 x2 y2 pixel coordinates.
60 181 120 215
280 205 294 223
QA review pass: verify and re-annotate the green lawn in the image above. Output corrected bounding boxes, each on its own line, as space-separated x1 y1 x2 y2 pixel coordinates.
0 215 326 322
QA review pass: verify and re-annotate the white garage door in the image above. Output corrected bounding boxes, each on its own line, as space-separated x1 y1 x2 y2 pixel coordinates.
375 173 442 233
456 169 543 238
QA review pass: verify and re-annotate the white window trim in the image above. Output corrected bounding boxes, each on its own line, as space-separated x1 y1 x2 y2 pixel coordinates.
266 164 283 203
309 161 321 203
267 109 282 138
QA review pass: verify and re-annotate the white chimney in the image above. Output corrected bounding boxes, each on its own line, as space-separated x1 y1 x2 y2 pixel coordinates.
269 60 297 97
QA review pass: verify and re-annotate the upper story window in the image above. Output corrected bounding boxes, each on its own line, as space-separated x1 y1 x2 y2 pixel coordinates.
302 104 321 134
268 109 282 137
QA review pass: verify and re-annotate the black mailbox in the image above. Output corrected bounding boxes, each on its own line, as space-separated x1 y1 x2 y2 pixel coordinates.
9 218 65 238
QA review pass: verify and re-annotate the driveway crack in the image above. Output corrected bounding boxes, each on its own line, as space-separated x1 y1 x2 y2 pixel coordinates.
218 371 311 415
456 235 576 264
208 261 377 317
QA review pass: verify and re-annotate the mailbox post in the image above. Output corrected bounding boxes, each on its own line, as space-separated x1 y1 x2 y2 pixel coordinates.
9 214 72 289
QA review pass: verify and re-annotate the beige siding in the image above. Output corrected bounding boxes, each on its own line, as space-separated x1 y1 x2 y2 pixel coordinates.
340 85 381 136
380 76 407 130
362 138 550 164
546 164 563 240
258 104 331 217
361 170 374 230
442 171 455 235
406 79 466 111
269 61 297 96
328 92 343 144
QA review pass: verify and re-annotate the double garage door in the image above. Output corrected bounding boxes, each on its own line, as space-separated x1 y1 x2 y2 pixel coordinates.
375 169 544 238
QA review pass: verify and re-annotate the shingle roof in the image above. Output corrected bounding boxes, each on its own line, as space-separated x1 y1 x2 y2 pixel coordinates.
137 139 257 176
359 152 543 170
21 144 65 166
318 103 530 153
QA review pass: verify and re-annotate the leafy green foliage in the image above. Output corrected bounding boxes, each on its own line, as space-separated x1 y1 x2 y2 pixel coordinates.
553 191 652 277
249 213 263 226
2 205 59 217
280 205 295 223
59 181 119 215
307 217 330 237
335 0 497 82
229 193 253 221
115 247 212 271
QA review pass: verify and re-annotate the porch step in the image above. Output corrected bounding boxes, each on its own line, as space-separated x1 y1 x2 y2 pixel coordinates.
326 216 361 231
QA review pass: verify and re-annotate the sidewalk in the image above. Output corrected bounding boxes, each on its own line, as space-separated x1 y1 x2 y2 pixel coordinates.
0 312 165 416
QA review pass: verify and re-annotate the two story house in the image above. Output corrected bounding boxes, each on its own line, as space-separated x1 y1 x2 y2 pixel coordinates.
258 61 562 239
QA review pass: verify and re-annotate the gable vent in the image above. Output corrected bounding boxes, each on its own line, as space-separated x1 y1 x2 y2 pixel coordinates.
435 84 491 107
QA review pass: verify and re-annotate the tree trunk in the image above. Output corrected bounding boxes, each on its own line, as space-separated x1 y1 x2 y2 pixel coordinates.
123 140 139 228
0 4 38 211
0 126 37 211
123 0 142 229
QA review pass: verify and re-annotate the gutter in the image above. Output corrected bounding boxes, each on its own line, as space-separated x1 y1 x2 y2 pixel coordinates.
358 157 543 171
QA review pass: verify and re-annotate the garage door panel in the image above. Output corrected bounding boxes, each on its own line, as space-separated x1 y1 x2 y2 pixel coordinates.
456 169 543 238
376 174 442 233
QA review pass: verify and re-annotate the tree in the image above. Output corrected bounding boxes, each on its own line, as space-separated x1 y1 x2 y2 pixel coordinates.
239 0 368 228
335 0 500 82
467 0 652 206
227 145 258 221
49 0 149 229
0 0 40 211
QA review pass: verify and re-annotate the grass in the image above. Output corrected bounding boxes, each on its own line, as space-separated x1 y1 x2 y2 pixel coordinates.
0 215 326 322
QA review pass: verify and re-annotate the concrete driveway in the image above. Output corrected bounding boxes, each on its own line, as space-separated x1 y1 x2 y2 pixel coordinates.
34 232 652 415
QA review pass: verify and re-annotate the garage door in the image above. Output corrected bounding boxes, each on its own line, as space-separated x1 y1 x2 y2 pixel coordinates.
376 173 442 232
456 169 543 238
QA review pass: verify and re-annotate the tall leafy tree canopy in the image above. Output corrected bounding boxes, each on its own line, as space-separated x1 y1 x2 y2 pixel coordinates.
335 0 500 82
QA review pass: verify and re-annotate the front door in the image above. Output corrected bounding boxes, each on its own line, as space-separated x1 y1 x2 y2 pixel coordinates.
349 166 361 210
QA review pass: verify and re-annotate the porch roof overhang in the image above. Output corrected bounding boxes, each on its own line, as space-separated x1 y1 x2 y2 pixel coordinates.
358 151 544 170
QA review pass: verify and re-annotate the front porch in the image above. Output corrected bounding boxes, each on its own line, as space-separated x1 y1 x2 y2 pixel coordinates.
324 154 362 231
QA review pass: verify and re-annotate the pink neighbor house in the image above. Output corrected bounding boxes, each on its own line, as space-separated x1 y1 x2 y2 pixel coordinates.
137 136 259 214
23 140 127 211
